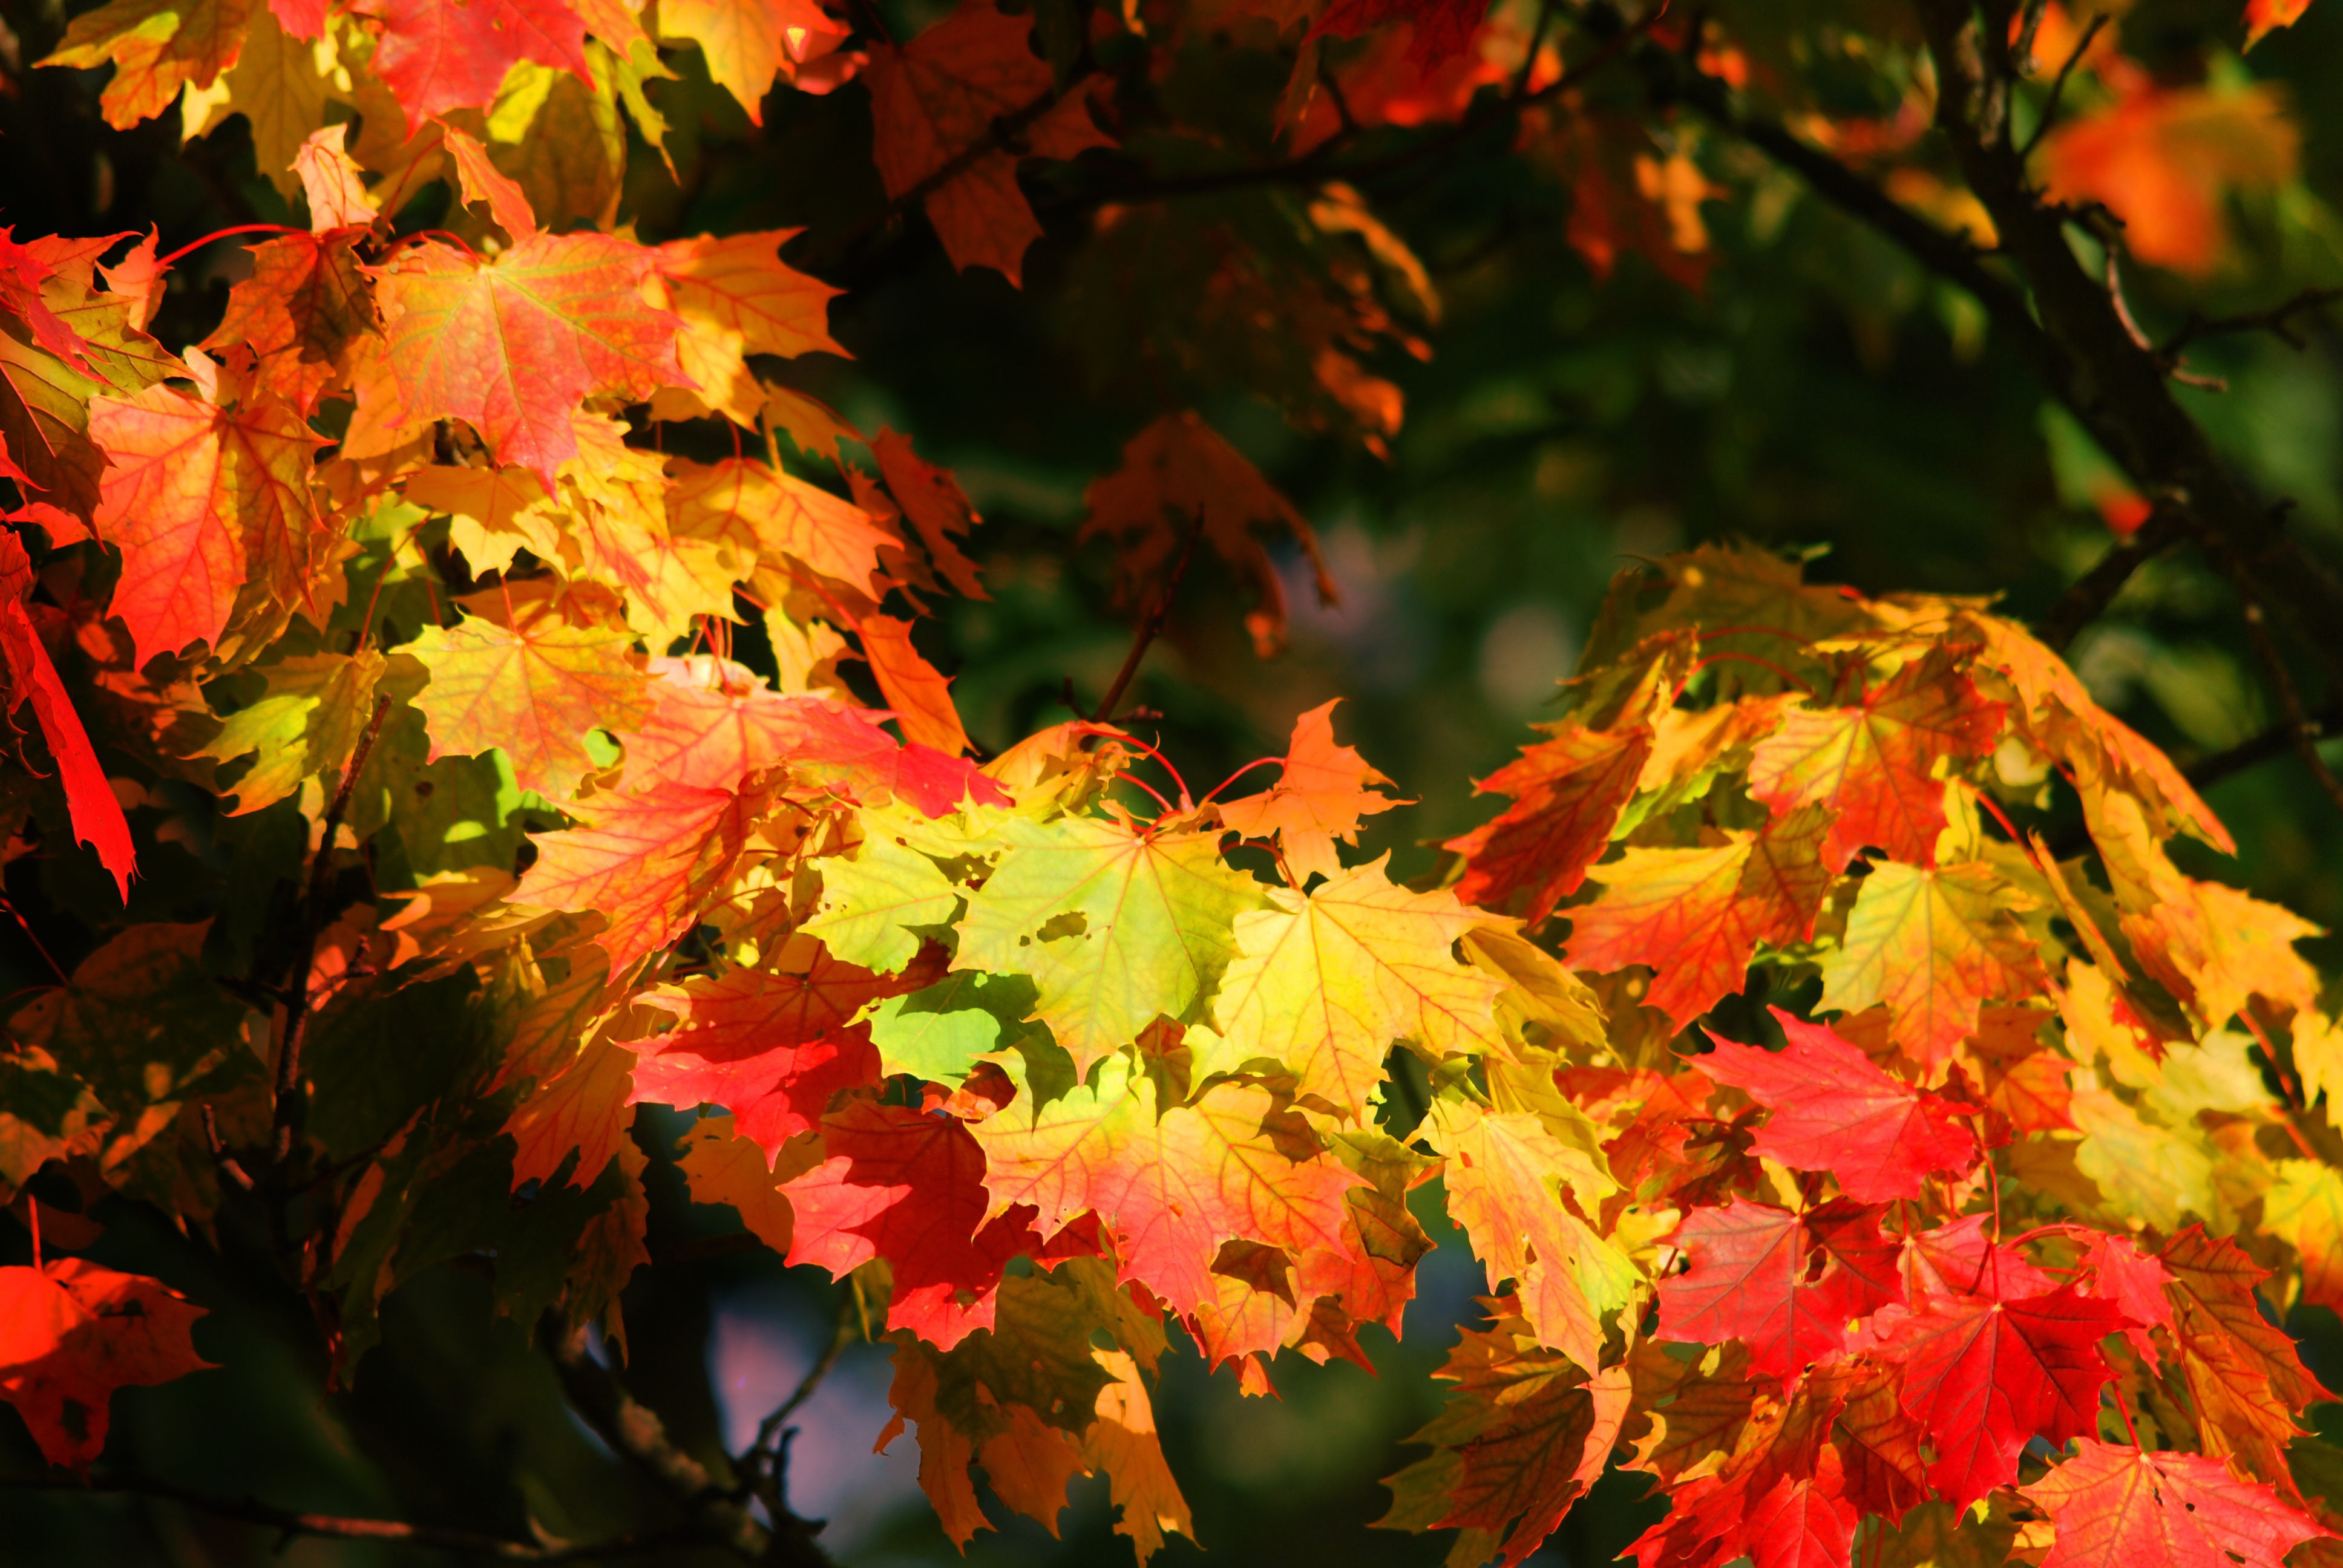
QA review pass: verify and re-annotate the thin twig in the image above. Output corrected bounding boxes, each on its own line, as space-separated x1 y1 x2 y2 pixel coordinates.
546 1321 827 1566
1093 517 1201 724
2162 286 2343 358
2016 11 2108 160
2227 570 2343 811
271 694 393 1166
0 1473 692 1561
0 892 68 984
2185 702 2343 793
2100 247 2226 388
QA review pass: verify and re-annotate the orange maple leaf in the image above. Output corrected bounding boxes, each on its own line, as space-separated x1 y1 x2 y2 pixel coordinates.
90 377 328 668
513 776 774 972
407 613 654 800
1562 805 1834 1031
371 233 684 483
2019 1439 2330 1568
1745 647 2004 872
1218 699 1405 883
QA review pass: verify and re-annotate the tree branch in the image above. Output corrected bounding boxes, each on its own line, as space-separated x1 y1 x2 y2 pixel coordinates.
2038 509 2188 652
2226 569 2343 812
2162 286 2343 358
272 694 393 1167
0 1472 694 1561
546 1321 828 1566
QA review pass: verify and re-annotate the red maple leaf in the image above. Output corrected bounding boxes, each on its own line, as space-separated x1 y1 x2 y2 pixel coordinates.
1656 1200 1893 1378
1 533 133 898
625 947 945 1157
782 1100 1055 1349
1745 647 2004 872
1700 1008 1977 1203
1447 724 1652 923
1866 1285 2124 1509
1309 0 1492 69
2019 1439 2331 1568
0 1258 211 1471
358 0 591 131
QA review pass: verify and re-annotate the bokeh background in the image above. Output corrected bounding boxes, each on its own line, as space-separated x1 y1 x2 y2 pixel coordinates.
4 0 2343 1557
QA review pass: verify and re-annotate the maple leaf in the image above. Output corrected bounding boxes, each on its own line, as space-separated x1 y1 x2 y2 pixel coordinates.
2020 1439 2330 1568
650 230 845 427
1 534 136 898
1079 411 1335 659
1309 0 1491 68
2158 1227 2333 1490
2266 1160 2343 1316
1378 1306 1632 1568
1217 699 1404 883
370 233 683 483
1190 858 1501 1122
866 970 1038 1083
863 0 1116 284
954 814 1268 1075
622 656 1004 813
356 0 589 131
1449 724 1653 924
406 613 653 800
89 378 328 668
0 1258 211 1470
292 125 379 231
1563 806 1834 1031
802 824 962 974
656 0 848 120
1745 647 2004 871
969 1054 1364 1322
666 455 896 597
850 613 972 757
1866 1285 2124 1509
512 776 772 972
197 649 387 814
1700 1008 1977 1203
502 1033 635 1189
1820 859 2046 1069
783 1100 1047 1348
873 430 988 601
38 0 249 129
1427 1100 1637 1373
201 230 375 416
1654 1199 1886 1378
628 948 934 1158
677 1113 822 1252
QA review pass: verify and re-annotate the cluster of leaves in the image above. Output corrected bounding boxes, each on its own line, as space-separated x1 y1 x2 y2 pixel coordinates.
2 0 2341 1561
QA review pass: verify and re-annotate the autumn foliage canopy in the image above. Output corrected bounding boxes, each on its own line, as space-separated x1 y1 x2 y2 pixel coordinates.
2 0 2343 1563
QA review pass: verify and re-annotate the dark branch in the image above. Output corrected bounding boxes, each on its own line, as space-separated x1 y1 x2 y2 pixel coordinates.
2038 509 2188 652
2226 572 2343 812
2162 286 2343 358
1093 515 1202 723
546 1321 829 1566
0 1472 693 1561
2015 11 2107 160
2185 703 2343 794
273 694 393 1167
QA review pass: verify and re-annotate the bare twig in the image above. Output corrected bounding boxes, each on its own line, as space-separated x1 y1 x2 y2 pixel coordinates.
2186 703 2343 793
2227 571 2343 812
0 1472 692 1561
2016 11 2108 160
200 1103 255 1194
1093 517 1201 724
2102 247 2224 388
2039 508 2189 651
271 694 393 1167
737 1294 862 1524
2162 286 2343 358
546 1321 827 1566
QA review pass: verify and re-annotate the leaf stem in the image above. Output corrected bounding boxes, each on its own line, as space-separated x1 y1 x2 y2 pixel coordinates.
1092 518 1200 726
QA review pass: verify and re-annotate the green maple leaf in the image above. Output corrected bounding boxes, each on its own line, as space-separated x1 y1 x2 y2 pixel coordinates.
952 814 1267 1075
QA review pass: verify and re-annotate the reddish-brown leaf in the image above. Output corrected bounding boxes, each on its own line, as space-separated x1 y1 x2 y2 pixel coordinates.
0 1258 210 1471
